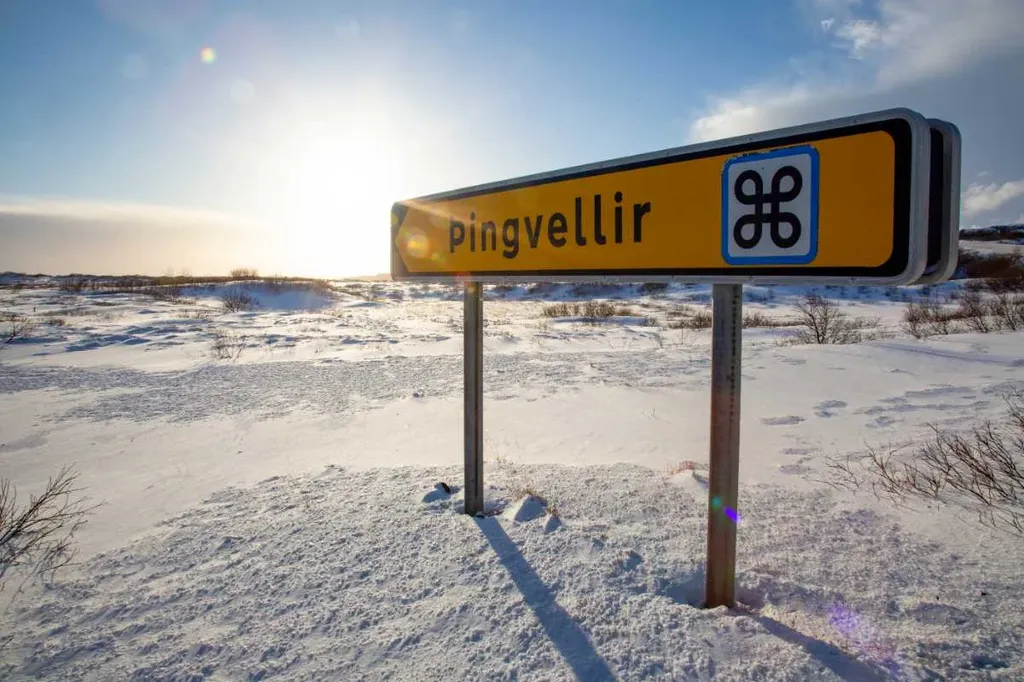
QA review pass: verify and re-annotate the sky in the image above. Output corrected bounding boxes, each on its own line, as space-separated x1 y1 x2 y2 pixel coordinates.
1 0 1022 277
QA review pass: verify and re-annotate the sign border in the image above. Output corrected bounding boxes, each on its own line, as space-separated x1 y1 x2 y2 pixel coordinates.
720 145 820 267
913 119 962 285
392 108 931 285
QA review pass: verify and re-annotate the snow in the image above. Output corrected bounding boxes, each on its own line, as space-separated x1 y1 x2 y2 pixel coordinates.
1 278 1023 680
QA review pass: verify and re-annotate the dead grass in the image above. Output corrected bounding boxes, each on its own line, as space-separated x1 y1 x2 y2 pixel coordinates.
1 465 97 592
542 300 634 320
956 249 1024 292
209 330 246 360
789 294 883 345
221 289 258 313
821 391 1024 536
666 459 708 475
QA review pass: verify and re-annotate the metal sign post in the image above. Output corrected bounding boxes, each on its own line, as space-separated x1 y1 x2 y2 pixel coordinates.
705 283 743 608
464 282 484 516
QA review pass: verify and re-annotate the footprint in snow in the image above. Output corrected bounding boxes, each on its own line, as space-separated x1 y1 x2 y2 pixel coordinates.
867 415 900 428
761 415 805 426
814 399 847 418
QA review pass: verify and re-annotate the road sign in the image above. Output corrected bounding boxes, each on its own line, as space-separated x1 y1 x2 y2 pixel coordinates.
392 108 932 285
914 119 962 285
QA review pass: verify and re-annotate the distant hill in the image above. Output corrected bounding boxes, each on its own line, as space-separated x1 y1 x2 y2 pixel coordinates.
960 224 1024 245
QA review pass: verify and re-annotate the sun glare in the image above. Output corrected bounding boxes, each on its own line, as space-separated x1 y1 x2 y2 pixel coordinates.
272 120 402 276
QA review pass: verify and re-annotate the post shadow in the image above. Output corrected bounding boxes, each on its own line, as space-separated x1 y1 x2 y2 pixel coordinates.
474 518 617 682
753 615 894 681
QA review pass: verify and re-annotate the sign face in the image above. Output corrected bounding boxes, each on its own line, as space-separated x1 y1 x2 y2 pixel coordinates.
914 119 961 285
392 108 932 285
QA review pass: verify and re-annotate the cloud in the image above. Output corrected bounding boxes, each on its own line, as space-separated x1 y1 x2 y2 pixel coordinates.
0 196 259 229
0 197 282 276
688 0 1024 143
961 180 1024 218
823 0 1024 86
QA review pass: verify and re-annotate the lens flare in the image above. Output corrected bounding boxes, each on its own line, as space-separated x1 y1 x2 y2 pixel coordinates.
200 47 217 64
828 603 910 679
400 230 431 259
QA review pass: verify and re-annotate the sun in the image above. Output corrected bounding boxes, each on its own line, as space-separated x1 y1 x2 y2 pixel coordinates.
278 121 401 275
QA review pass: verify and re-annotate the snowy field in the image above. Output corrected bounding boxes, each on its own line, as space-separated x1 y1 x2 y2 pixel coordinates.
1 276 1023 680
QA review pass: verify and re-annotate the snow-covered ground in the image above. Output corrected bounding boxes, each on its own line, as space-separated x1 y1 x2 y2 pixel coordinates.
1 278 1022 680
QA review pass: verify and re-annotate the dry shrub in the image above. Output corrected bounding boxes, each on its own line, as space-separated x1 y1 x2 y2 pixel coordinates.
902 299 962 338
1 313 33 346
209 330 246 360
667 460 708 475
792 294 876 344
826 392 1024 536
58 278 88 293
742 311 800 329
957 291 993 333
1 465 95 591
956 249 1024 292
542 300 633 321
221 289 257 312
684 310 713 330
988 292 1024 331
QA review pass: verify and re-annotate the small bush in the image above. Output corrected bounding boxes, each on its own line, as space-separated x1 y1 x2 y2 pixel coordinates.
902 300 962 338
667 306 712 330
956 249 1024 291
229 267 259 280
855 392 1024 536
542 302 573 318
209 330 246 360
541 301 632 321
1 313 33 346
988 292 1024 331
684 310 713 330
742 311 800 328
792 294 869 344
639 282 669 295
957 291 993 333
58 278 88 293
221 289 257 313
1 465 95 591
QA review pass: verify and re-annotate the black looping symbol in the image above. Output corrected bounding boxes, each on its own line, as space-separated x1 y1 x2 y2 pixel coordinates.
733 166 803 250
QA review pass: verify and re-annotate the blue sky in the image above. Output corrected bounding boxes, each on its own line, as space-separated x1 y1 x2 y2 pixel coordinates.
2 0 1023 276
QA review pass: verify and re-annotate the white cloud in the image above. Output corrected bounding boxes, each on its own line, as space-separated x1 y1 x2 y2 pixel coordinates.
0 196 261 230
824 0 1024 86
962 180 1024 218
834 19 886 57
0 197 284 276
688 86 820 142
687 0 1024 143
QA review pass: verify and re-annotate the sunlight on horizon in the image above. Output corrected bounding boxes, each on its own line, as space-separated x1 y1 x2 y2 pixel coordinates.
233 103 439 278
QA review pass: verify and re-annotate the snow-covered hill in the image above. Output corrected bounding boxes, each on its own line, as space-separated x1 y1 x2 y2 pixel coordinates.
1 279 1022 680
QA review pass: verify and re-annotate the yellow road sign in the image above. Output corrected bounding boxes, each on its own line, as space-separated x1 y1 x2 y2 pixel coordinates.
392 109 932 284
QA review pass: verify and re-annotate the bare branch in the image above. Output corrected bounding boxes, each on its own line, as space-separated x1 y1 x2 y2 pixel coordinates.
0 465 97 589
